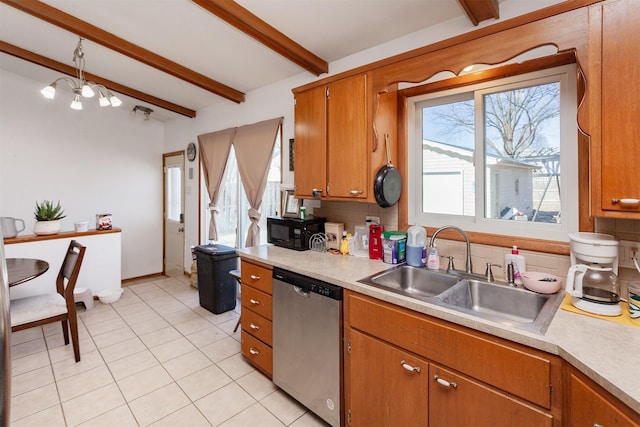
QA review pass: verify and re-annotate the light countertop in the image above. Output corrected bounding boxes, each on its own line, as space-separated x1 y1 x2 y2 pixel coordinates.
237 244 640 414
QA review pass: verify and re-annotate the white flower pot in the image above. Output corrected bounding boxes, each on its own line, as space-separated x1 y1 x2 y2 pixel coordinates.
34 220 61 235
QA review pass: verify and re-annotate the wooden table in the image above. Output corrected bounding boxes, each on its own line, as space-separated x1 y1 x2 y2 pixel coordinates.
7 258 49 286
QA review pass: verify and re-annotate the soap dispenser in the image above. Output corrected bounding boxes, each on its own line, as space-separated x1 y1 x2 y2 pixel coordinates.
426 244 440 270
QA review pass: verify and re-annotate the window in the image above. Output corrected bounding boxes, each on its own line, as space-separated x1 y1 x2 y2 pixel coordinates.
407 65 577 241
206 131 281 248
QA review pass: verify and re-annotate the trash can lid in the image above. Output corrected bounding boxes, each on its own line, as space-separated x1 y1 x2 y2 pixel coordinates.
195 244 237 256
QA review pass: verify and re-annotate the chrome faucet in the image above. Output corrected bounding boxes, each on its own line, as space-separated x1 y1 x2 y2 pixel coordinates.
429 226 473 274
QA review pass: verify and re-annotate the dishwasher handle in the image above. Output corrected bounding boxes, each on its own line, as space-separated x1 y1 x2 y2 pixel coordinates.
294 286 310 297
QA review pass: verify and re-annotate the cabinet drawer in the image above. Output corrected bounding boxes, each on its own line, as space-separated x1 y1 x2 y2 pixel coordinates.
429 364 553 427
241 260 272 294
241 286 272 320
242 332 273 377
241 308 273 346
347 291 553 409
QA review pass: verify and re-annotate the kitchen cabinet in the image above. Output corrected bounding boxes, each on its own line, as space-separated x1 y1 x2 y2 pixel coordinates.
293 74 370 201
240 259 273 377
344 290 561 426
593 0 640 217
566 365 640 427
347 329 429 426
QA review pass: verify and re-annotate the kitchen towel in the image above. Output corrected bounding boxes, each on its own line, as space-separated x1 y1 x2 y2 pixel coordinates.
561 293 639 328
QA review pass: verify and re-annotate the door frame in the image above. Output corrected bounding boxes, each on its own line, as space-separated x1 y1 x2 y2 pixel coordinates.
163 150 185 276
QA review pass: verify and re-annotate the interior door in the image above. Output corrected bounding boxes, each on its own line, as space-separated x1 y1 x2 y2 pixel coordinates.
164 153 185 277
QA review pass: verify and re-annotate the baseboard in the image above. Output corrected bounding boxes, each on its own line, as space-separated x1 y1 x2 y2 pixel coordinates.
121 272 165 286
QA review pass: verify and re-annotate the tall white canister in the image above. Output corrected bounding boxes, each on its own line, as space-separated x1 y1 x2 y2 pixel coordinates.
406 225 427 267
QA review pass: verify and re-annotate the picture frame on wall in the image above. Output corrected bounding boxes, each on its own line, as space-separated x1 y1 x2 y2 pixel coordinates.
282 190 300 218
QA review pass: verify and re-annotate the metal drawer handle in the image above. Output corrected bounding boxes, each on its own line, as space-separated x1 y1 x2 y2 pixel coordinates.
249 347 260 355
612 198 639 205
400 360 421 373
250 299 260 305
250 274 261 280
350 190 363 195
434 374 457 389
249 323 260 330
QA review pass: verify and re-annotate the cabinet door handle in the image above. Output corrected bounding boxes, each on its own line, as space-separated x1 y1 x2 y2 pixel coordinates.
612 198 639 206
433 374 457 389
350 190 363 195
250 299 260 305
249 323 260 330
249 347 260 355
400 360 421 373
250 274 261 280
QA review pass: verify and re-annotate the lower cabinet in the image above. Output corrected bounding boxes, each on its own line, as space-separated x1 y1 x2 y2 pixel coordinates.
344 290 561 426
566 365 640 427
347 329 429 426
240 259 273 377
429 364 552 427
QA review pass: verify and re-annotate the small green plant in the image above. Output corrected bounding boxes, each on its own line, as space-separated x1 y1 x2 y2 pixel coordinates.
34 200 66 221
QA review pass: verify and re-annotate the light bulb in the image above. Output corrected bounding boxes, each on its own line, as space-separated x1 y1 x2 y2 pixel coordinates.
109 93 122 107
70 95 83 110
81 84 95 98
40 84 56 99
98 90 111 107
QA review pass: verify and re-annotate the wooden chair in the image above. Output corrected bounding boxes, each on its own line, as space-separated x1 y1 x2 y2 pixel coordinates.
10 240 86 362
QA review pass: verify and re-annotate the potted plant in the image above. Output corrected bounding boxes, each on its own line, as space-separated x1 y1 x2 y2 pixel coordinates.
33 200 66 235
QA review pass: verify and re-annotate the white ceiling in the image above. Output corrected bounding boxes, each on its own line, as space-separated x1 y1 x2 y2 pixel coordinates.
0 0 561 121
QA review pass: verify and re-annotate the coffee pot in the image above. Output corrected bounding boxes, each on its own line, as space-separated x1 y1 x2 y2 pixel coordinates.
566 263 622 316
0 217 25 238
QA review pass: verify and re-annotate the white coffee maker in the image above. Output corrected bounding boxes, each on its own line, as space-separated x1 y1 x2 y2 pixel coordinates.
566 232 621 316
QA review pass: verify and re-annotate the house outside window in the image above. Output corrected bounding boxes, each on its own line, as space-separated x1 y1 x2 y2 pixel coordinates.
407 64 578 241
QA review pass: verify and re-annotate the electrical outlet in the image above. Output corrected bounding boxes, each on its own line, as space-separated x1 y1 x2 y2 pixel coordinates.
366 216 381 224
619 240 640 269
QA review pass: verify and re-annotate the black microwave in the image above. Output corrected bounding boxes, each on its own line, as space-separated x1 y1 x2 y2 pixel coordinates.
267 216 326 251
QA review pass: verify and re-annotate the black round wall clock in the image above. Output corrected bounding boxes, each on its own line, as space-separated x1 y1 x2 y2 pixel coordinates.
187 142 197 161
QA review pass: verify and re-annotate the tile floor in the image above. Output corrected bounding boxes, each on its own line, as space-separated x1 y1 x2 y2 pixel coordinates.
9 275 329 427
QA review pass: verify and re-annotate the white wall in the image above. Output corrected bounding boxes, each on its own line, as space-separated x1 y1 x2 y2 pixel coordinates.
0 71 164 279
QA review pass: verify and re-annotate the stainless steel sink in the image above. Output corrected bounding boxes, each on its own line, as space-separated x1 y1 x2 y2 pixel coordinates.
358 265 564 334
359 265 459 299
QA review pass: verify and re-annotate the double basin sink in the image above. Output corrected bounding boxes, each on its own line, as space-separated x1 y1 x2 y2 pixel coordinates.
358 265 564 334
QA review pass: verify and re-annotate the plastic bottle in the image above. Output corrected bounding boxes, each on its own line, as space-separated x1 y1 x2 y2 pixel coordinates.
504 245 526 285
340 231 350 255
426 244 440 270
407 225 427 267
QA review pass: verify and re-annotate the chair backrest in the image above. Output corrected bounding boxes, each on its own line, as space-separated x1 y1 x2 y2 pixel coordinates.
57 240 86 299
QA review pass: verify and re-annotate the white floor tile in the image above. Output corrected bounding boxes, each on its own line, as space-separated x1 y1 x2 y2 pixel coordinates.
260 390 308 426
289 411 331 427
149 337 196 363
10 403 66 427
77 404 138 427
217 352 255 380
173 317 212 336
52 350 105 381
139 326 182 348
176 364 233 401
11 351 50 377
236 370 278 401
61 383 125 427
11 366 54 397
148 404 210 427
185 325 227 349
128 383 191 426
199 336 240 363
98 337 147 363
107 350 158 381
10 328 43 346
219 402 285 427
48 337 97 364
116 365 173 402
56 365 114 402
162 350 212 380
10 383 59 423
91 326 137 349
11 338 47 359
195 382 256 426
128 317 170 336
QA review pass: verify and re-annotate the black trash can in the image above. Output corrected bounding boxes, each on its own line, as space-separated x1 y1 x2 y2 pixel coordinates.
194 244 239 314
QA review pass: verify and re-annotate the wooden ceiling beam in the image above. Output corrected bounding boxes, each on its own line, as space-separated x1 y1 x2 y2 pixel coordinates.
457 0 500 26
192 0 328 76
0 40 197 118
1 0 245 104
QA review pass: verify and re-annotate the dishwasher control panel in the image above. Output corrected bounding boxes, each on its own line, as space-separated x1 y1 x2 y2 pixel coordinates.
273 268 343 300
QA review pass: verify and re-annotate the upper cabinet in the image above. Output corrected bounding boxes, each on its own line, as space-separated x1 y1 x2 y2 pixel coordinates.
594 0 640 217
294 74 370 201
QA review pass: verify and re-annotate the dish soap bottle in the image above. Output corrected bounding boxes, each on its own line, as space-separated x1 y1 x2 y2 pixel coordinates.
340 231 350 255
504 246 526 285
426 244 440 270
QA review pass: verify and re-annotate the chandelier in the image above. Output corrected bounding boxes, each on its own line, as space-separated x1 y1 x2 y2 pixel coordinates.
40 37 122 110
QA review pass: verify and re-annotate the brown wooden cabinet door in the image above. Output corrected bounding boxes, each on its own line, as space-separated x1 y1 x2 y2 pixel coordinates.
347 329 428 427
600 0 640 214
327 74 368 199
294 85 327 198
429 364 553 427
568 372 640 427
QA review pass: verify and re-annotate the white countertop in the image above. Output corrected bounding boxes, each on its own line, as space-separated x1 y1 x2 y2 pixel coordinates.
237 244 640 414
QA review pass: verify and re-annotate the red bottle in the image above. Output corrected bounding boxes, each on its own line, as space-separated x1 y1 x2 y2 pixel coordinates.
369 224 384 260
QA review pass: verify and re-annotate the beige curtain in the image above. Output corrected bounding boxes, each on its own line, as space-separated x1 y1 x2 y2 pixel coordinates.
233 117 283 247
198 128 236 240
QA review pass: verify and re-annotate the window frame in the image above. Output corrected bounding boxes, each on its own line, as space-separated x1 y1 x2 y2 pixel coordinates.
406 64 578 242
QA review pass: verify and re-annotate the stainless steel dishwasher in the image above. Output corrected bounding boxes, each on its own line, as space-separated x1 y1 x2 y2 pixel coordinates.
272 267 343 427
